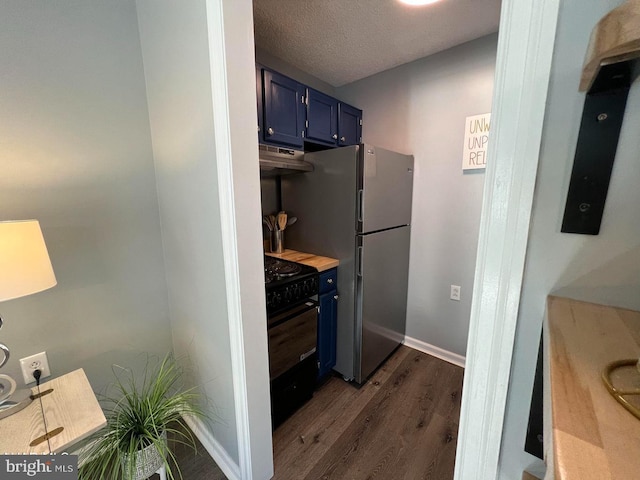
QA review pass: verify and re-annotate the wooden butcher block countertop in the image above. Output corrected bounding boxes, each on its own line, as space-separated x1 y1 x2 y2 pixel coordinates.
265 249 339 272
547 296 640 480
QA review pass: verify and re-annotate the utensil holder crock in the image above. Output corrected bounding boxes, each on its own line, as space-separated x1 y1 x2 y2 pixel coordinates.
270 230 284 253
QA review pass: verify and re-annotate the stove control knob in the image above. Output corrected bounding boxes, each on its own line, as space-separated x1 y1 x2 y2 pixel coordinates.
305 278 316 296
284 288 293 302
272 293 281 307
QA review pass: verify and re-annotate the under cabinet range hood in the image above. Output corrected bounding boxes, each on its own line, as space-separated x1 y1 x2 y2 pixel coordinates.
259 144 313 176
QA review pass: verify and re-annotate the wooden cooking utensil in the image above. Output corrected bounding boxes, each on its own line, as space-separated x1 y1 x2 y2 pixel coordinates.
277 212 287 231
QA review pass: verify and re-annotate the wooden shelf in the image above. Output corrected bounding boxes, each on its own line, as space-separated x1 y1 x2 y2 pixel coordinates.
547 296 640 479
581 0 640 92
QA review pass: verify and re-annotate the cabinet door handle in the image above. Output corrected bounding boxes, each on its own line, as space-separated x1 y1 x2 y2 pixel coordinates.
267 127 274 136
332 134 338 140
327 278 333 284
340 136 346 143
333 295 339 300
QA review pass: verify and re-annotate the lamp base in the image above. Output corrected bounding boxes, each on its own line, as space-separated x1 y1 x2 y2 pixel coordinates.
602 358 640 420
0 388 33 420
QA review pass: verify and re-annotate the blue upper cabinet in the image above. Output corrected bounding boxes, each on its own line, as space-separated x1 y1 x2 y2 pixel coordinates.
338 102 363 146
256 64 264 140
306 88 339 147
256 65 362 150
262 69 305 148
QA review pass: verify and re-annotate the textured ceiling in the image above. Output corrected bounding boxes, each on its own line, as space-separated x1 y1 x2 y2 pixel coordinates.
253 0 502 87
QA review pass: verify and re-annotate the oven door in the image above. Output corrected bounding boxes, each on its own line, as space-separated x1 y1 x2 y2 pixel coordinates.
267 301 318 380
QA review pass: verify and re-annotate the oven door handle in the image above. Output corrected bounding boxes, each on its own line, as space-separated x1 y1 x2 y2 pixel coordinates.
268 300 319 329
300 347 316 362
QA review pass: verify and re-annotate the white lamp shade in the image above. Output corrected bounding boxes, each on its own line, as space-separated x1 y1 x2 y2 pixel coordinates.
0 220 57 302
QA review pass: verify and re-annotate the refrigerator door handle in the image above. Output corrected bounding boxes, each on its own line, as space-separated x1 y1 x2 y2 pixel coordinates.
357 189 364 222
357 246 363 276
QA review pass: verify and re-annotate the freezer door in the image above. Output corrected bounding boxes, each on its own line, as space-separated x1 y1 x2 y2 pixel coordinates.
358 145 414 233
355 226 410 383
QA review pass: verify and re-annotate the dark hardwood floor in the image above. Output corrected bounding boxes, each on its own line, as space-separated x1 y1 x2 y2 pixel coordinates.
150 424 227 480
157 346 463 479
272 346 464 480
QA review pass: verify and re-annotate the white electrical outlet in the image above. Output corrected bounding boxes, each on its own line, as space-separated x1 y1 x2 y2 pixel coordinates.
450 285 461 301
20 351 51 385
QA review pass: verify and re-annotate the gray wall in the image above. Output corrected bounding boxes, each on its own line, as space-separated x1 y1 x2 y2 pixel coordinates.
256 48 337 97
136 0 239 464
260 178 278 245
0 1 172 392
499 0 640 477
337 35 497 357
260 178 279 215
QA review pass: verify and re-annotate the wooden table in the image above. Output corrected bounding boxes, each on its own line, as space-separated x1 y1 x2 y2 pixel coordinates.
547 296 640 479
0 368 106 454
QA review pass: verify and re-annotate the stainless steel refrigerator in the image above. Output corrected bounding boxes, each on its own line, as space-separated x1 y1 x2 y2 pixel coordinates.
281 144 414 383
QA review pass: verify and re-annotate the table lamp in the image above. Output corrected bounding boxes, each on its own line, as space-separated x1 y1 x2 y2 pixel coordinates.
0 220 57 419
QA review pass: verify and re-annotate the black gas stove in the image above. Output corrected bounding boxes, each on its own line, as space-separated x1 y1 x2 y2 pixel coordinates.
264 256 319 315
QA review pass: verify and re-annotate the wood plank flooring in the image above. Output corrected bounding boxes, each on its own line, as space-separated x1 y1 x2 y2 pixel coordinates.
272 346 464 480
154 346 463 480
149 423 227 480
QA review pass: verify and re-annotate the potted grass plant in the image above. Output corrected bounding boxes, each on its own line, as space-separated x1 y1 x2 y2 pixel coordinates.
79 354 206 480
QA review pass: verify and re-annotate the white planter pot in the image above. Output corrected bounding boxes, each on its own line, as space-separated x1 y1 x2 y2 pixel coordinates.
121 432 167 480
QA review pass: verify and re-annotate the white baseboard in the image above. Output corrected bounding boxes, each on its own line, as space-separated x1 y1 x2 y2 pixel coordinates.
182 415 241 480
403 336 466 368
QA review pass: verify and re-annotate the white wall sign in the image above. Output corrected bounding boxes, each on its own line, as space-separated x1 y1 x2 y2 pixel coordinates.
463 113 491 170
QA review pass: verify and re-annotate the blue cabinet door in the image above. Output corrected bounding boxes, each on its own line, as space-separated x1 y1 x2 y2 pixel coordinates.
256 65 263 141
338 102 363 146
306 88 338 147
263 69 305 148
318 268 338 379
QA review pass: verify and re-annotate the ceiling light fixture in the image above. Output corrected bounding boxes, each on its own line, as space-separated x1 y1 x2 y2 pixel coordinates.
398 0 442 6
